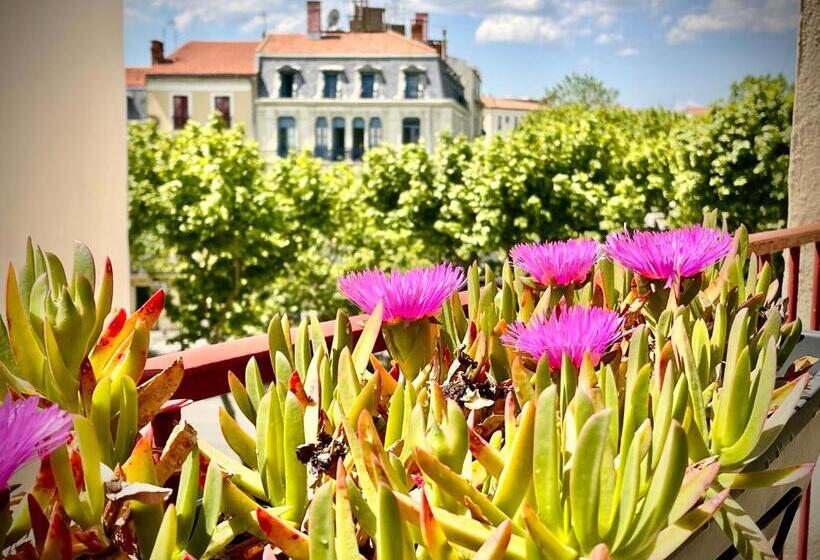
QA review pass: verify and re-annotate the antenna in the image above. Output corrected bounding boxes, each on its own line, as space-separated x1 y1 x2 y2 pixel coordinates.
327 8 340 31
261 10 268 38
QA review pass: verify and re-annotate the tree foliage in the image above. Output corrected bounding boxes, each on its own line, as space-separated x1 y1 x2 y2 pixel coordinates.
544 72 620 107
128 75 792 344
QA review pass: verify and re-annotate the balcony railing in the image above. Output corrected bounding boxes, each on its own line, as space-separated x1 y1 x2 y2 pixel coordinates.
145 222 820 400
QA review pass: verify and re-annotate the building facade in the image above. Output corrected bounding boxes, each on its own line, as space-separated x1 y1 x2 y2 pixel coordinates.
138 40 258 138
481 95 542 137
127 2 481 160
255 28 472 160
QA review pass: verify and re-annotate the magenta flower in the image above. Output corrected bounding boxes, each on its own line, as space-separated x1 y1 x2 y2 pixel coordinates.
502 305 623 370
605 225 733 288
338 263 465 322
510 239 599 287
0 395 72 489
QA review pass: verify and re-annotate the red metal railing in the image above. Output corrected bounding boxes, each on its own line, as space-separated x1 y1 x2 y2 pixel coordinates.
145 222 820 393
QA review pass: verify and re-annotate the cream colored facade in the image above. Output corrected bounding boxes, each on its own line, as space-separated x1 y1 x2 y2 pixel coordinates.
0 0 131 311
255 99 470 159
482 106 535 137
145 77 256 138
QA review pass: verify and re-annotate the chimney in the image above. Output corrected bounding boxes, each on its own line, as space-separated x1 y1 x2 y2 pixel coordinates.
150 40 169 64
413 13 428 42
307 1 321 39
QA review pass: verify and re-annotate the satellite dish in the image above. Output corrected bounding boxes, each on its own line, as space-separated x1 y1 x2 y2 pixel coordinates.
328 9 340 30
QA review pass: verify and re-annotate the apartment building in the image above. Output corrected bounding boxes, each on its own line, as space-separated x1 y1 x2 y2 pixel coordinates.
126 1 481 159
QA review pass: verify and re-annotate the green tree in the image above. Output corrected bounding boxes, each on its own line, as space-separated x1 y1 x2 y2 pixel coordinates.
667 75 792 231
544 73 619 107
128 116 288 345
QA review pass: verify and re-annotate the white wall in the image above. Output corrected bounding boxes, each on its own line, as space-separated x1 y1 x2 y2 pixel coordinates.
0 0 130 310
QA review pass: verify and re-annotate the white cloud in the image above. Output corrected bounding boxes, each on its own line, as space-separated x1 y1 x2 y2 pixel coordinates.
666 0 798 43
617 46 639 56
126 0 349 38
595 32 622 44
476 14 565 42
470 0 659 44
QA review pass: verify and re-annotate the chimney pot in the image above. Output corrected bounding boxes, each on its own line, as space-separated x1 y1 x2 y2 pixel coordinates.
307 1 321 39
150 40 166 65
414 13 428 42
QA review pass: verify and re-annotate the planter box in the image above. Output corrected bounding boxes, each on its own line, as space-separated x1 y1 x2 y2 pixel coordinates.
671 331 820 559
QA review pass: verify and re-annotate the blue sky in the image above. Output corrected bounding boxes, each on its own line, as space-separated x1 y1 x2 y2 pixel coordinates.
124 0 798 108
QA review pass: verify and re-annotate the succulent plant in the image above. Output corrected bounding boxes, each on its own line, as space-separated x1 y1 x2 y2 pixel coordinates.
0 219 814 559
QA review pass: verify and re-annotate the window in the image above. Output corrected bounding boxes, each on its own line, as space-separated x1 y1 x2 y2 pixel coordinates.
172 95 189 129
404 72 421 99
497 115 502 130
361 72 375 98
352 117 365 161
314 117 328 159
368 117 382 148
323 72 340 99
277 117 296 157
402 117 421 144
514 116 519 127
214 95 231 127
280 71 295 98
331 117 345 160
505 115 510 124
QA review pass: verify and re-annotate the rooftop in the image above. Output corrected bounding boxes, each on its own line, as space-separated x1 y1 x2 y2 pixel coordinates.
258 30 438 57
125 67 148 88
481 95 542 111
146 41 259 77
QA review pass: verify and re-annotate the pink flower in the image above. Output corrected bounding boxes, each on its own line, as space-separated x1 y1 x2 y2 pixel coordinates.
338 263 465 323
605 225 733 288
0 395 72 489
510 239 599 287
502 305 623 370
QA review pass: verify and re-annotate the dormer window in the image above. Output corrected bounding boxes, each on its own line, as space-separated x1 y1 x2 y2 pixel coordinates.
280 73 294 98
361 72 375 98
404 71 424 99
278 66 302 98
323 72 340 99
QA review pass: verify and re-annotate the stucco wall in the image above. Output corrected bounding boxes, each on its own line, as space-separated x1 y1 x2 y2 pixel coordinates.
483 107 533 137
787 0 820 326
255 100 469 159
145 77 256 138
0 0 130 310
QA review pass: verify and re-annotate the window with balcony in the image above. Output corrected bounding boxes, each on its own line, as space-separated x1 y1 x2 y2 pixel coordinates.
277 116 296 157
331 117 345 160
352 117 365 161
402 117 421 144
214 95 231 127
172 95 189 130
361 72 375 98
314 117 328 159
368 117 382 148
323 72 340 99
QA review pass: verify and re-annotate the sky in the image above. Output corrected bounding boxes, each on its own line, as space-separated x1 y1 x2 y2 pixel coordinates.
124 0 799 108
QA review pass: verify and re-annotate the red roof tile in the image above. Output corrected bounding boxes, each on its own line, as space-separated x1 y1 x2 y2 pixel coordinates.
481 95 542 111
258 31 438 56
126 67 148 87
146 41 259 77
